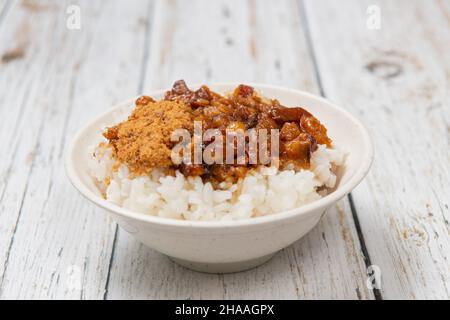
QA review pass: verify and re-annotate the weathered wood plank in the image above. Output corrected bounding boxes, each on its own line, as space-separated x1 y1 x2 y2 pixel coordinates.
0 0 151 299
105 0 373 300
304 0 450 299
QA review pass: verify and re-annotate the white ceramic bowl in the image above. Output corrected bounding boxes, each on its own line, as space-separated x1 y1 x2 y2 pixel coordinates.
65 84 373 273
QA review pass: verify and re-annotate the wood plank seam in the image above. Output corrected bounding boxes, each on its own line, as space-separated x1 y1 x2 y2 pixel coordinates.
102 227 119 300
348 194 382 300
0 0 155 299
100 0 373 299
137 1 155 95
102 0 155 300
0 52 57 288
301 0 450 299
0 100 48 291
297 0 382 300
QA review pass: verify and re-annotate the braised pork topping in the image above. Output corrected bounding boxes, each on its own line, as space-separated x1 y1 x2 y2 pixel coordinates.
104 80 331 184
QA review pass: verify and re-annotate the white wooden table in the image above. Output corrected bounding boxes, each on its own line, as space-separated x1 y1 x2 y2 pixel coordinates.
0 0 449 300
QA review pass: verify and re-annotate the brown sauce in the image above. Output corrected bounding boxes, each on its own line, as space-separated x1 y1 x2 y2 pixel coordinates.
104 80 331 184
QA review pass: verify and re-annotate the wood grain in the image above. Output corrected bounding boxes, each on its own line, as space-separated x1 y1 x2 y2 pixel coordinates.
304 0 450 299
1 0 448 300
105 0 373 300
0 0 151 299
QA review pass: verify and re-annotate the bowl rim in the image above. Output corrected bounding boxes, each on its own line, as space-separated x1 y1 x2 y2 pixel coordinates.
65 83 373 229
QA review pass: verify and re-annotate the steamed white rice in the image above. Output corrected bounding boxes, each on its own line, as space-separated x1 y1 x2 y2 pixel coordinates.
89 144 345 221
